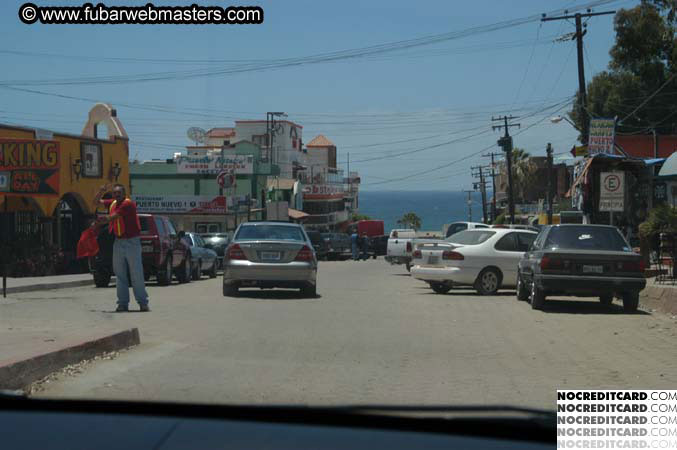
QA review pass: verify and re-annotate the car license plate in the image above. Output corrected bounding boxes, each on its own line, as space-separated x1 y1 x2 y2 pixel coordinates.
582 264 603 274
141 245 153 252
428 255 439 264
260 251 280 261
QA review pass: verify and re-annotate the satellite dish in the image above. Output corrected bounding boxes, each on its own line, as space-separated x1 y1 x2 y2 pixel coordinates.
187 127 207 145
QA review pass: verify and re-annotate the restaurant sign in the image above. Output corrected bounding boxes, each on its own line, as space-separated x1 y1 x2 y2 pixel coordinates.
133 195 229 214
588 118 616 156
0 139 60 196
176 154 254 175
301 184 344 198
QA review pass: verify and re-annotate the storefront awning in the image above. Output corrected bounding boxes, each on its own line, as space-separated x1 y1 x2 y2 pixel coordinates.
288 208 309 220
658 152 677 178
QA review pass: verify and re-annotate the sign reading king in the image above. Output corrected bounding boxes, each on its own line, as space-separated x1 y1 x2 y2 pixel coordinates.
0 139 61 196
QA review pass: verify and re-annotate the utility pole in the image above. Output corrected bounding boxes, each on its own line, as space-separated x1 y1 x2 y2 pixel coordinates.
546 143 554 225
492 115 520 224
462 190 474 222
471 165 489 224
482 152 501 223
542 9 615 144
266 112 287 165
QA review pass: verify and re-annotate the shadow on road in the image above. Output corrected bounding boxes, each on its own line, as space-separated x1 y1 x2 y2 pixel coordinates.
230 289 322 301
425 290 516 297
391 274 411 277
538 299 650 315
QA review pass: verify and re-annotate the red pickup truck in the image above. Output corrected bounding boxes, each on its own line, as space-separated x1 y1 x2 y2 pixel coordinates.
90 214 192 287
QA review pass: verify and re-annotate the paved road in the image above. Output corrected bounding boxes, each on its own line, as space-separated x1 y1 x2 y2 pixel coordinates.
9 259 677 409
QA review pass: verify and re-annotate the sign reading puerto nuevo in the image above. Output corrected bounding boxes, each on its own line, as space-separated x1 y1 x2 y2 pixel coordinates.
588 118 616 155
176 154 253 175
132 195 229 214
599 171 624 212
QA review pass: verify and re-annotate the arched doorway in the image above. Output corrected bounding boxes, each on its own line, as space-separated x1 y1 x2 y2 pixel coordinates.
53 193 89 273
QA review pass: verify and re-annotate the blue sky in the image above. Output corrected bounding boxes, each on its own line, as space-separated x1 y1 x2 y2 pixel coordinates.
0 0 637 190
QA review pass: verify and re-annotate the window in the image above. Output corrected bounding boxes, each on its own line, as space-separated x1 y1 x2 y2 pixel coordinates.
475 224 490 228
155 217 165 235
80 142 103 177
235 225 305 242
139 217 151 234
544 226 631 251
516 233 536 252
494 233 518 251
445 223 468 238
196 224 207 234
165 219 177 236
446 230 495 245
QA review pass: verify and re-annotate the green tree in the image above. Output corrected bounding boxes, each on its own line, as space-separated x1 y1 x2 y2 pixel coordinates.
570 3 677 137
397 212 422 231
351 213 372 221
499 148 538 203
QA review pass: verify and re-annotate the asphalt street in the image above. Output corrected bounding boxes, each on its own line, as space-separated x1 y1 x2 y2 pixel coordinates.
8 258 677 410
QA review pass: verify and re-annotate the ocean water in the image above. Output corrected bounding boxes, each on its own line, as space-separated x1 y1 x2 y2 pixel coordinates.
359 190 485 233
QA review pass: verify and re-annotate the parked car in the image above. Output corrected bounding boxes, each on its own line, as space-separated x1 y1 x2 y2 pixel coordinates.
200 233 230 268
410 228 537 295
305 230 329 260
184 232 219 280
517 224 646 312
386 229 417 271
90 214 192 287
444 222 491 238
322 233 352 260
222 221 318 297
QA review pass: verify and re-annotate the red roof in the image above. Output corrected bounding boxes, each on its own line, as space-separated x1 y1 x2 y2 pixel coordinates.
307 134 335 147
207 128 235 138
615 135 677 159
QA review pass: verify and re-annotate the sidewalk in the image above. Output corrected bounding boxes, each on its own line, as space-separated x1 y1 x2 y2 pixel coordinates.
2 273 94 295
640 276 677 316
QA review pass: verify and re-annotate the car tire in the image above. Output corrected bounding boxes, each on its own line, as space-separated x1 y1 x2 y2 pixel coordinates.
622 291 639 313
516 272 529 301
156 256 172 286
430 282 452 294
208 262 217 278
530 281 546 310
93 268 111 288
223 282 239 297
301 283 317 298
177 257 191 284
192 260 202 281
474 267 501 296
599 294 613 306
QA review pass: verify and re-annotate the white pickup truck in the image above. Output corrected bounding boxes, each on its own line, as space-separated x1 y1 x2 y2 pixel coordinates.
385 229 417 271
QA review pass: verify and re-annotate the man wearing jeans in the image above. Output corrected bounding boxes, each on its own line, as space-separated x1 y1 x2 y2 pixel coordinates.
94 184 150 312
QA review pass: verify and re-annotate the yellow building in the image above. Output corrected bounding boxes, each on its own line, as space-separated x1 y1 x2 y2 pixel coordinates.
0 103 130 269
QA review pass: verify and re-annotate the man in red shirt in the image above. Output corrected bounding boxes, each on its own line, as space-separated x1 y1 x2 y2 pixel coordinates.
95 184 150 312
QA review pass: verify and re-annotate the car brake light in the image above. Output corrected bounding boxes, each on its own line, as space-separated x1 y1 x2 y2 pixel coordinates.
406 241 412 252
442 251 464 260
540 255 563 270
617 260 645 272
295 245 313 262
227 244 246 260
412 250 422 259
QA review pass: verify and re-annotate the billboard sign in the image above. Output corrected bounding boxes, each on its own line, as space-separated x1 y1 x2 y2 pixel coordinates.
588 118 616 155
176 154 254 175
0 139 60 196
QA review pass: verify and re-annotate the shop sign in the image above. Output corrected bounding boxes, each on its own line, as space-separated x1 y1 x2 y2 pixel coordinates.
588 118 616 155
0 139 60 196
301 184 343 197
599 171 625 212
176 154 253 175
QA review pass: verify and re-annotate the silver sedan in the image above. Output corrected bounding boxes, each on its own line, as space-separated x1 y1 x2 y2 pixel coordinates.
222 222 318 297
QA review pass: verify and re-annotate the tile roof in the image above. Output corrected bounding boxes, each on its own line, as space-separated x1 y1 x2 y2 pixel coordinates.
207 127 236 138
307 134 335 147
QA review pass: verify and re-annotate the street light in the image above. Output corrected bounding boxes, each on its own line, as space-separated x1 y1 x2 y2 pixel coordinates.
550 115 580 131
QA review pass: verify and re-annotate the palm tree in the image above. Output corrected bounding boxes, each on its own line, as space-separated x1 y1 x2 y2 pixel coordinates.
511 148 537 203
397 212 422 231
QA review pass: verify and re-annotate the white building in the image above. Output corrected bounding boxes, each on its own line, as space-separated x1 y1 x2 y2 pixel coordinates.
234 120 304 179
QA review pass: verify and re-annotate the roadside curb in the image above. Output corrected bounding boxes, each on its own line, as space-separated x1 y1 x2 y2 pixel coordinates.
640 284 677 316
0 328 140 391
5 279 94 295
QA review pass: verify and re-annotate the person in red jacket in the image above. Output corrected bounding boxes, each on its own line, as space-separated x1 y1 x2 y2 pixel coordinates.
94 183 150 312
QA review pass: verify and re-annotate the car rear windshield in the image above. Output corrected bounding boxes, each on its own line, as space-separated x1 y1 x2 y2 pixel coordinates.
139 217 151 234
544 226 631 251
446 230 496 245
235 225 306 242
